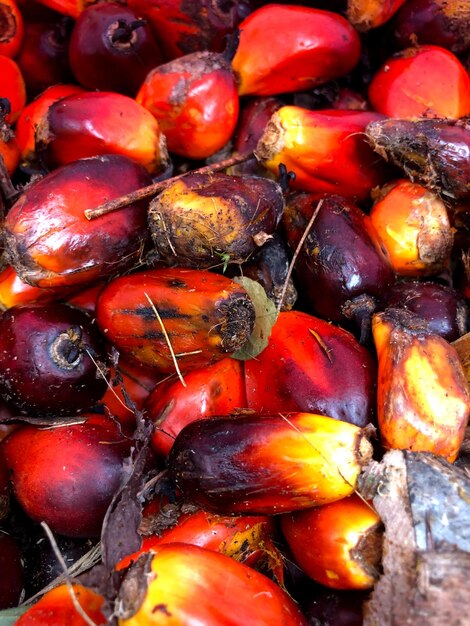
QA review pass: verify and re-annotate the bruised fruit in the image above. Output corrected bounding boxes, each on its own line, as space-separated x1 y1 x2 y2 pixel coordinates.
0 302 107 415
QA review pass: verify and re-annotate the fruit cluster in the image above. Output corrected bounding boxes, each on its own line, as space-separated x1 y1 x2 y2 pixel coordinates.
0 0 470 624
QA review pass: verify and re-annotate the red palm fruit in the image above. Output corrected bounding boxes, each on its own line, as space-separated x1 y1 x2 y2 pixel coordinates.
96 268 255 373
127 0 252 61
33 0 98 18
15 83 84 163
0 131 19 175
392 0 470 53
369 179 453 276
233 96 283 157
347 0 406 30
232 5 361 96
3 414 131 537
373 307 470 462
16 17 74 98
69 2 163 96
117 509 283 583
255 107 388 201
117 544 307 626
65 281 105 314
281 495 382 590
0 534 24 609
148 357 246 458
148 172 284 267
368 45 470 119
284 193 394 337
15 584 106 625
0 302 108 415
0 55 26 123
36 91 169 174
245 311 377 428
385 280 468 342
168 413 373 515
0 266 64 309
0 0 24 57
4 155 152 289
101 358 163 432
366 117 470 201
137 51 239 160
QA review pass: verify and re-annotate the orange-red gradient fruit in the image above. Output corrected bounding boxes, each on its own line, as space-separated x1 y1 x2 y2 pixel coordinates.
368 45 470 119
0 0 24 58
255 107 388 201
117 544 307 626
281 495 382 590
0 266 62 310
137 51 238 160
0 55 26 123
232 5 361 96
347 0 406 30
16 584 106 625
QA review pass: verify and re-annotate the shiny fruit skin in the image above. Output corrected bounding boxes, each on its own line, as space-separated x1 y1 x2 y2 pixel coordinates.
0 54 26 123
0 302 107 415
117 543 307 626
95 268 255 373
36 91 168 174
137 51 239 160
15 583 106 625
0 265 67 310
245 310 377 427
148 357 246 458
368 45 470 119
3 414 130 537
69 2 163 96
4 155 152 289
0 0 24 58
232 5 361 96
168 413 372 515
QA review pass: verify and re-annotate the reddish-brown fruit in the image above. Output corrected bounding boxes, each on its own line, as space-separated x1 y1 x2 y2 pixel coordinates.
0 0 24 57
233 96 283 157
0 302 108 415
232 5 361 96
127 0 252 61
392 0 470 53
95 267 255 373
368 45 470 119
373 307 470 462
281 495 382 590
148 357 246 458
117 544 307 626
347 0 406 30
36 91 169 173
0 534 24 609
3 414 130 537
15 584 106 625
15 83 84 163
255 107 388 201
169 413 373 515
16 17 73 98
370 179 453 276
69 2 163 96
137 51 238 160
4 155 152 289
0 448 9 520
0 55 26 123
245 310 377 428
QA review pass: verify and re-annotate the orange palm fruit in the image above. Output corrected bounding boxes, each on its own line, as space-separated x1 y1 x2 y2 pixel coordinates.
168 413 373 515
35 91 169 174
0 55 26 123
15 584 106 625
0 0 24 58
95 268 255 373
347 0 407 30
148 172 284 267
370 179 453 276
15 84 84 163
117 544 307 625
232 5 361 96
281 495 382 590
373 307 470 462
368 45 470 119
137 51 239 160
0 265 63 309
255 107 388 201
